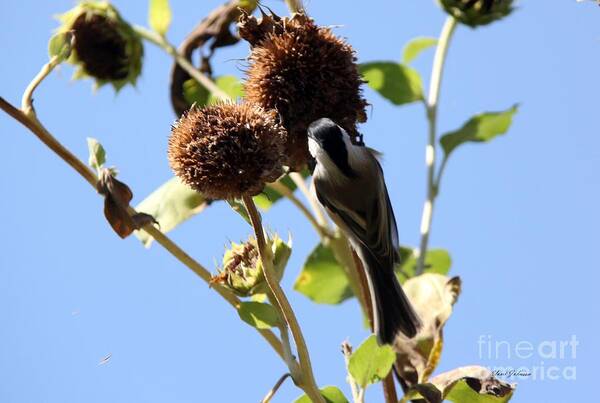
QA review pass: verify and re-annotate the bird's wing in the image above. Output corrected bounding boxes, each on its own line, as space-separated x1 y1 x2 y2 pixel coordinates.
315 159 399 267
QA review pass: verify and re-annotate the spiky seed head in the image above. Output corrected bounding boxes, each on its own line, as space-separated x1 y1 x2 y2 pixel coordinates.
56 1 143 90
239 11 367 170
168 103 288 200
212 235 291 297
440 0 514 27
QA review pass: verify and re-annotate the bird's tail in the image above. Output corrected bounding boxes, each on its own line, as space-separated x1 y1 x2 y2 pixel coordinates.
359 247 421 344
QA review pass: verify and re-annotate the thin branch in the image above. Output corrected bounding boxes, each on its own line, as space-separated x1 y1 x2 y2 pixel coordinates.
268 181 331 239
134 25 231 102
0 96 284 359
242 196 324 403
289 172 329 228
416 16 458 275
261 373 291 403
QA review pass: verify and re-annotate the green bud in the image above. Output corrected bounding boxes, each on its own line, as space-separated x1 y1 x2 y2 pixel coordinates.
56 1 143 90
440 0 514 28
213 235 291 297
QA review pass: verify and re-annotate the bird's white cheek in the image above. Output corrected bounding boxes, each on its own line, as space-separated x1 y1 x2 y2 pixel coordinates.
308 138 319 158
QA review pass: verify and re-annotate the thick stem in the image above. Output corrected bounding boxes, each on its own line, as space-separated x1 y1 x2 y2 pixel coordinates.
134 26 231 102
416 17 457 275
21 56 62 117
0 96 284 359
242 196 324 403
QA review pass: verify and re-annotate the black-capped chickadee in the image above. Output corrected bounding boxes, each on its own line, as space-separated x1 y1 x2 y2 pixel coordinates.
307 118 421 344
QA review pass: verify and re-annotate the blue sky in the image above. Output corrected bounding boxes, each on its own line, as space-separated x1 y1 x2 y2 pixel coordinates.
0 1 597 402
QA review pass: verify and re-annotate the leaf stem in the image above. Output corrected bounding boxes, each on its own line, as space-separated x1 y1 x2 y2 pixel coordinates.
261 373 291 403
242 196 324 403
0 96 284 359
133 25 231 102
416 16 457 276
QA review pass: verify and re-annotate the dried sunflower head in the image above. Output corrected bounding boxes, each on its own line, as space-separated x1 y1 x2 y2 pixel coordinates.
239 11 367 170
440 0 514 27
212 235 291 297
168 102 288 200
57 1 143 90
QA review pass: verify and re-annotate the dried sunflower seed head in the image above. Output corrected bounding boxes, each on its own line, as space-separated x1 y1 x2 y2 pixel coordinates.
56 1 143 90
239 11 367 170
440 0 514 27
168 103 288 200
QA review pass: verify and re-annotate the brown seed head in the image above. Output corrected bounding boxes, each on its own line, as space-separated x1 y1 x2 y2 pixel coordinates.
240 12 367 169
168 103 288 200
57 1 143 90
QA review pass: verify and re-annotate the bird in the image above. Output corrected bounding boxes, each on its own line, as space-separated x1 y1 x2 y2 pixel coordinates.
307 118 421 344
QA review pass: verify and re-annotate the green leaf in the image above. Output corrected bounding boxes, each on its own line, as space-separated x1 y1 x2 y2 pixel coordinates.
440 105 518 157
446 379 514 403
48 31 73 62
397 247 451 283
182 75 244 108
359 62 423 105
237 302 280 329
148 0 172 37
294 243 352 304
182 78 209 107
86 137 106 171
255 170 309 211
348 335 396 388
210 75 244 103
134 177 206 247
227 199 251 224
403 36 437 64
294 386 349 403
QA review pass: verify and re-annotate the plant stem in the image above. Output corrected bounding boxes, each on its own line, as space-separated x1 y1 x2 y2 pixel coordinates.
21 56 62 117
268 181 331 239
242 196 324 403
133 26 231 102
0 96 284 360
261 373 291 403
289 172 329 229
341 341 362 403
416 16 457 276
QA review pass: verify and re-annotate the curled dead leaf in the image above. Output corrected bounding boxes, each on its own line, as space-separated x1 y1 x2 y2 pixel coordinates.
394 273 462 390
97 169 157 238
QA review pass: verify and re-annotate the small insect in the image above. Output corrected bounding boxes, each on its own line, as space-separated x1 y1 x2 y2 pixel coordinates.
98 353 112 366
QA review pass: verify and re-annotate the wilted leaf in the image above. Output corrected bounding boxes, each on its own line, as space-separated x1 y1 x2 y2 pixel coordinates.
405 366 515 403
403 37 437 64
359 62 423 105
238 302 280 329
294 386 349 403
48 31 73 62
97 169 157 239
294 243 352 304
394 274 462 388
440 105 518 157
348 335 396 388
87 137 106 172
134 177 207 247
148 0 172 36
397 247 452 282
